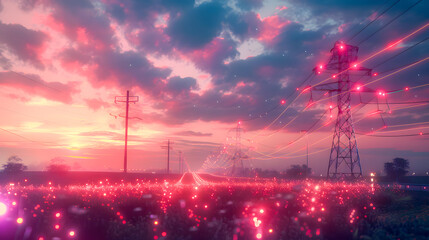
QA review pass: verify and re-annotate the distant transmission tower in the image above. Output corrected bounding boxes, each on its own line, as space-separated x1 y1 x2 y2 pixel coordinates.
314 42 371 179
230 121 247 176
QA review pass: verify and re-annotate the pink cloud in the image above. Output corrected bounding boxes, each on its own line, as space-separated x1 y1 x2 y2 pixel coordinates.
186 37 238 73
257 15 290 45
0 71 79 103
0 21 49 69
84 98 111 111
276 6 288 11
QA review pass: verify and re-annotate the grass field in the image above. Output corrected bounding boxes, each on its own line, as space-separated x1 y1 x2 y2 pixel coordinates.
0 172 428 240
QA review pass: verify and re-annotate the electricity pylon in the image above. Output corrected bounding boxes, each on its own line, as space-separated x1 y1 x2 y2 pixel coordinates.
230 121 247 176
313 41 371 179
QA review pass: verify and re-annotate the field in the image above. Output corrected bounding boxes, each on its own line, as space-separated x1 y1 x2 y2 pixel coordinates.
0 172 428 240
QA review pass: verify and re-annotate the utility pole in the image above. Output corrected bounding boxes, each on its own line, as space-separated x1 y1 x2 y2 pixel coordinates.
161 140 173 174
115 90 139 173
313 41 371 179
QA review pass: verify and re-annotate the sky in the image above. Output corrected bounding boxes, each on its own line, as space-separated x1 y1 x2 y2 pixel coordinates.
0 0 428 176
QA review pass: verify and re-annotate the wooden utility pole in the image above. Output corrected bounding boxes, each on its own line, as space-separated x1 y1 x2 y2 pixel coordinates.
115 90 139 173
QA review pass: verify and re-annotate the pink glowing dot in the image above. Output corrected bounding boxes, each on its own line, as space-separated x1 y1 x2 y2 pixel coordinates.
38 237 44 240
154 221 159 225
311 197 315 202
321 207 325 211
332 75 336 78
69 231 75 237
256 233 262 239
259 209 264 214
269 229 273 233
204 205 208 209
405 87 409 91
55 212 61 218
17 218 23 224
54 224 60 230
281 99 286 104
319 65 323 69
373 72 378 76
162 232 167 237
0 202 7 215
154 236 158 240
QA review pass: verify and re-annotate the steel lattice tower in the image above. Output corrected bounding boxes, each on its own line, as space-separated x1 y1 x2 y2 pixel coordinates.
230 122 245 176
314 41 371 179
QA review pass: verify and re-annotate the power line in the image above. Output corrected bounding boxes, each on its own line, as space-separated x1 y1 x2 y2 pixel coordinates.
356 132 427 137
243 72 314 122
378 56 429 74
0 127 53 145
7 70 64 92
348 0 401 43
357 0 423 46
361 100 429 105
372 36 429 69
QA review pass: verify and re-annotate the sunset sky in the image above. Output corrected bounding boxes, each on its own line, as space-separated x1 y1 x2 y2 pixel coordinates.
0 0 428 175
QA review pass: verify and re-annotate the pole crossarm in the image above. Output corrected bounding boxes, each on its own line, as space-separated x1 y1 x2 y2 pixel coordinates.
115 96 139 103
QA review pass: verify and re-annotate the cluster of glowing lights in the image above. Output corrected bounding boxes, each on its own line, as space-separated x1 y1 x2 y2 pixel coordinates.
0 176 393 239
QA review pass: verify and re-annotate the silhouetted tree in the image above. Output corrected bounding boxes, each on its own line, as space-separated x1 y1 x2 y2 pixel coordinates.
286 164 311 179
384 157 409 181
46 157 71 173
2 155 27 174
